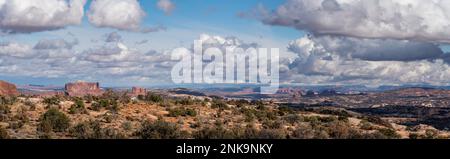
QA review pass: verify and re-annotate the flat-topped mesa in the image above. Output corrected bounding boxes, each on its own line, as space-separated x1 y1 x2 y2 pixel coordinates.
0 80 19 96
131 87 147 97
65 81 104 97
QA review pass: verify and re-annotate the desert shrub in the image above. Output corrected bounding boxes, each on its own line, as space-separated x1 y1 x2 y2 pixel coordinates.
122 121 133 131
142 93 164 103
278 106 295 115
377 128 401 139
43 96 60 107
70 120 125 139
9 110 29 129
283 114 302 124
409 133 420 139
318 116 338 123
23 98 36 111
119 93 131 104
8 121 25 129
0 96 17 106
175 98 194 105
359 120 375 130
84 95 94 104
241 108 256 122
424 129 440 139
257 129 287 139
70 122 96 139
211 99 229 110
292 123 331 139
91 99 119 112
0 104 10 115
0 127 9 139
102 89 119 100
137 120 188 139
255 109 277 121
338 116 349 122
262 120 284 129
168 107 197 117
364 116 392 128
69 99 87 114
193 126 239 139
38 108 70 133
317 109 353 118
326 121 362 139
301 116 320 125
101 127 126 139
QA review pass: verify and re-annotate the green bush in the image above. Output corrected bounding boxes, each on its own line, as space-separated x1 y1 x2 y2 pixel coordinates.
211 99 228 110
364 116 392 128
0 127 9 139
137 120 188 139
69 99 87 114
193 126 238 139
0 104 10 115
91 99 119 112
283 114 301 124
377 128 401 139
70 120 125 139
143 93 164 103
176 98 194 105
23 98 36 111
38 108 70 132
168 107 197 117
0 96 17 106
43 97 60 107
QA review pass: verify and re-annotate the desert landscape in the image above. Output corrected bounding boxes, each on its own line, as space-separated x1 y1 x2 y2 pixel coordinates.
1 80 449 139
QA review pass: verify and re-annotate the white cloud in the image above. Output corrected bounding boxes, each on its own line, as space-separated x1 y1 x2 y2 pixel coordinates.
157 0 175 15
88 0 146 32
0 42 33 58
104 32 123 43
287 35 450 85
0 0 86 33
288 35 444 62
261 0 450 43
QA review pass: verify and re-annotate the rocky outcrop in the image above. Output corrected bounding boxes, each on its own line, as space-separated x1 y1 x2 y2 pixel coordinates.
0 80 19 96
130 87 147 97
65 81 103 97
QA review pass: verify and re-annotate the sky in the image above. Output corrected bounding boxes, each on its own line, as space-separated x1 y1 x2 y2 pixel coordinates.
1 0 450 87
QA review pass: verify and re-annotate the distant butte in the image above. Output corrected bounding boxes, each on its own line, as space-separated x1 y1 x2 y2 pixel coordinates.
65 81 104 97
0 80 19 96
131 87 147 97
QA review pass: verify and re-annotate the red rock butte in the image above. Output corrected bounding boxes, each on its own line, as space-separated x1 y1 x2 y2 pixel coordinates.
131 87 147 97
0 80 19 96
65 81 103 97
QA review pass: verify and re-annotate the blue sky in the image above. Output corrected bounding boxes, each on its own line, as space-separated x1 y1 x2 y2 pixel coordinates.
0 0 305 86
2 0 450 87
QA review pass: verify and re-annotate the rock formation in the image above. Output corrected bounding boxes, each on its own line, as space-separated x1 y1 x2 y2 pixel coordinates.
131 87 147 97
65 81 103 97
0 80 19 96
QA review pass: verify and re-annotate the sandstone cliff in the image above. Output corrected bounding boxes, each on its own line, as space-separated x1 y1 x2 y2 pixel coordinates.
65 81 103 97
0 80 19 96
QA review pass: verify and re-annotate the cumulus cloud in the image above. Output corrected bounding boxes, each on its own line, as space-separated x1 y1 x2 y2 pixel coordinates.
0 42 33 58
88 0 146 32
0 0 86 33
287 35 450 85
157 0 175 15
261 0 450 43
104 32 123 43
0 38 173 82
288 35 444 62
34 39 79 50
